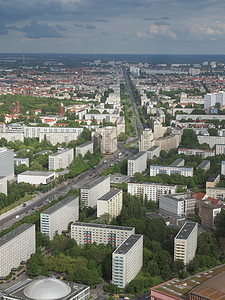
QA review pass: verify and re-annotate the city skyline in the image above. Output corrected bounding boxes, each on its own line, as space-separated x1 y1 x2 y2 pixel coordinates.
1 0 225 54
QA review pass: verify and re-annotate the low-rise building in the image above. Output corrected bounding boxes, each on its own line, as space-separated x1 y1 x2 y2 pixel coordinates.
18 171 55 185
41 195 79 240
0 224 35 278
112 234 143 288
150 165 193 177
174 222 198 265
75 141 93 157
48 148 74 170
80 176 110 208
178 148 215 157
71 222 135 247
97 189 123 221
206 174 220 189
170 158 185 167
127 182 177 202
14 157 29 167
146 145 160 160
197 160 210 171
127 152 147 177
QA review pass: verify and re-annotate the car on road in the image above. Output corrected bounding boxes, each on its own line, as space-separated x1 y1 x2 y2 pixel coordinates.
15 215 19 219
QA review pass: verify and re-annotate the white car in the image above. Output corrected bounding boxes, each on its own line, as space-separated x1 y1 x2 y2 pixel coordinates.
15 215 19 219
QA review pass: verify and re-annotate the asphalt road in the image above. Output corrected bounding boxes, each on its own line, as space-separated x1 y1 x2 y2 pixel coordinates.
0 145 138 232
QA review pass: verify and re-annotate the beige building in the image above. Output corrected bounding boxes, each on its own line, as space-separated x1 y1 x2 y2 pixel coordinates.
94 126 117 154
97 189 123 221
155 133 181 152
206 174 220 189
75 141 93 157
0 224 35 278
174 222 198 265
127 151 147 177
71 222 135 248
112 234 143 288
139 129 154 152
201 203 221 229
128 182 177 202
206 187 225 200
41 195 79 240
80 176 110 208
48 148 74 170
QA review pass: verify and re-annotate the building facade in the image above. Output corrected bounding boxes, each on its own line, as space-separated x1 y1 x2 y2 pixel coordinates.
127 182 177 202
206 187 225 200
39 127 83 145
80 176 110 208
127 152 147 177
174 222 198 265
14 157 29 167
94 126 117 154
178 148 215 158
71 222 135 248
0 176 7 195
0 224 35 277
139 129 154 152
112 234 143 288
18 171 55 185
150 165 193 177
48 148 74 170
97 189 123 221
147 145 160 160
0 147 14 181
41 195 79 240
75 141 93 157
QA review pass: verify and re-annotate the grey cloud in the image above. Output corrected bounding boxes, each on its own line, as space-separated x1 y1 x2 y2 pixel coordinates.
55 24 67 31
74 24 84 28
86 24 96 29
0 21 8 35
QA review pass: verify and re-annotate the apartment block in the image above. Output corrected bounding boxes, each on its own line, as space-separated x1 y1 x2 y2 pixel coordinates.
112 234 143 288
216 144 225 155
206 187 225 200
170 158 185 167
127 152 147 177
206 174 220 189
197 160 210 171
174 222 198 265
147 145 160 160
139 129 154 152
97 189 123 221
0 147 14 181
127 182 177 202
39 127 83 145
75 141 93 157
80 176 110 208
201 203 221 229
0 224 35 278
18 171 55 185
221 161 225 175
0 176 7 195
150 165 193 177
94 126 117 154
41 196 79 240
155 133 181 152
48 148 74 170
71 222 135 248
14 157 29 167
178 148 215 158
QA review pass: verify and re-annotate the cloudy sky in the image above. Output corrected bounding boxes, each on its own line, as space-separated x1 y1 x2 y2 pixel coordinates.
1 0 225 54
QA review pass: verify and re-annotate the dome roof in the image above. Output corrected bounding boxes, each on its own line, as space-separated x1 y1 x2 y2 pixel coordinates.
23 278 71 300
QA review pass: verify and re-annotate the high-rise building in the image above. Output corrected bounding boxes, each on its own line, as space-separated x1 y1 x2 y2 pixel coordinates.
127 152 147 177
48 148 74 170
0 147 14 181
112 234 143 288
94 126 117 154
97 189 123 221
0 224 35 277
0 176 7 195
174 222 198 265
41 196 79 240
80 176 110 208
71 222 135 247
139 129 154 152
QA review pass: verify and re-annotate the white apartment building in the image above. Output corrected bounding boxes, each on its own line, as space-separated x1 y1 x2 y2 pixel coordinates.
48 148 74 170
221 161 225 175
127 152 147 177
150 165 193 177
0 224 35 277
80 176 110 208
127 182 177 202
39 127 83 145
206 187 225 200
204 93 216 109
159 195 186 217
0 132 24 143
18 171 55 185
71 222 135 248
97 189 123 221
139 129 154 152
216 144 225 155
0 147 14 181
178 148 215 158
0 176 7 195
174 222 198 265
147 145 160 160
41 195 79 240
76 141 93 157
14 157 29 167
94 126 117 154
112 234 143 288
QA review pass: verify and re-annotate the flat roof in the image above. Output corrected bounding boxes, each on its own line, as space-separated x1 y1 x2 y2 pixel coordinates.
42 195 78 215
128 151 146 161
147 145 160 151
175 222 197 240
50 148 73 157
98 189 122 201
151 165 193 170
0 224 34 247
170 159 185 167
128 181 176 187
113 234 142 255
76 141 93 149
197 160 210 168
81 176 108 190
72 222 134 232
19 170 55 177
207 174 220 182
